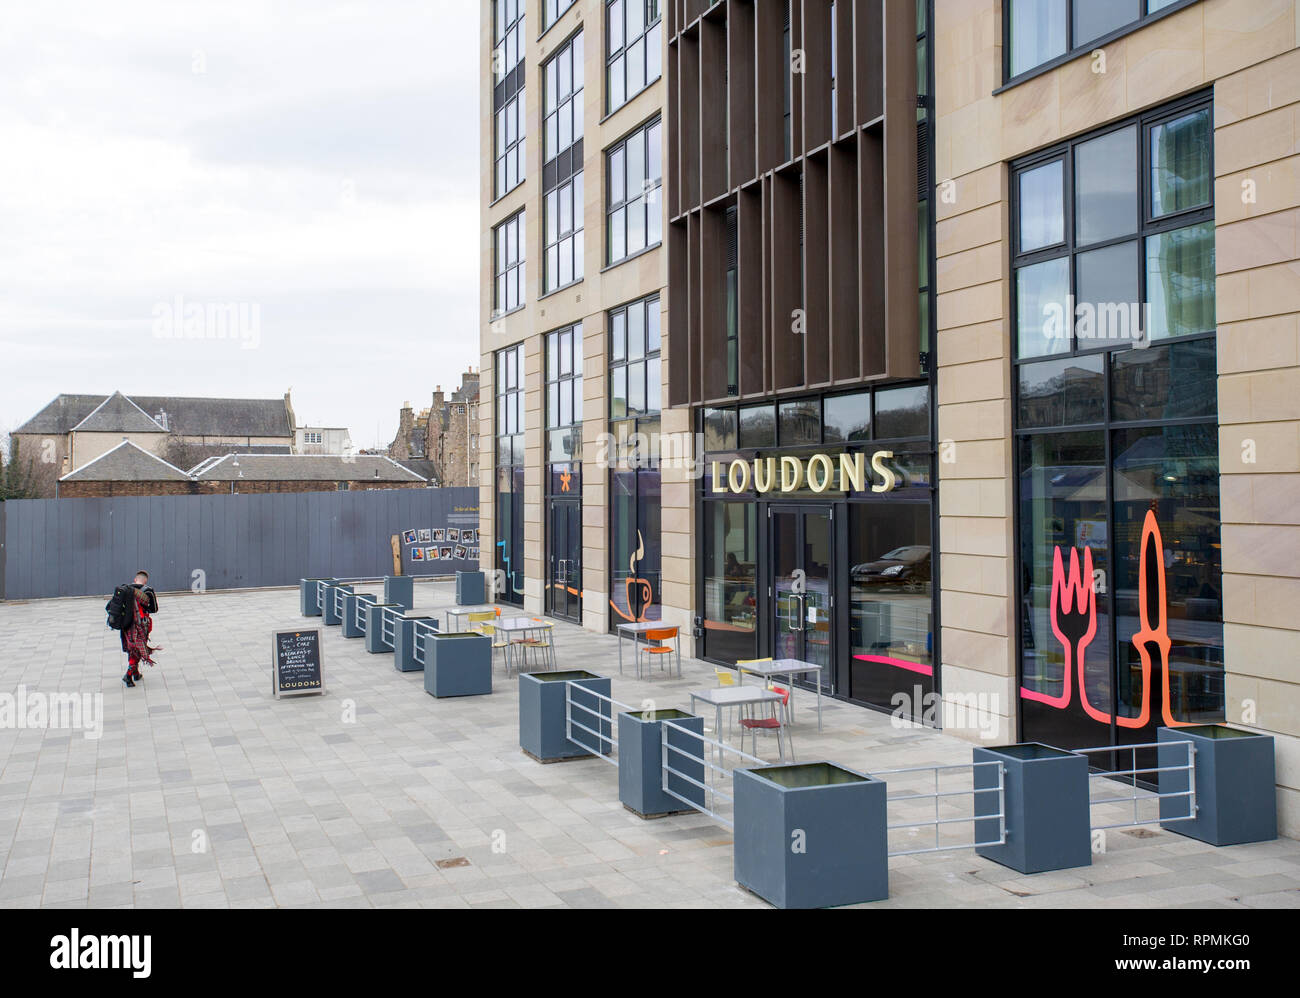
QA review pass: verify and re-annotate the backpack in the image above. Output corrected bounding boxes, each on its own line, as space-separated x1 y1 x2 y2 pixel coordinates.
105 585 135 630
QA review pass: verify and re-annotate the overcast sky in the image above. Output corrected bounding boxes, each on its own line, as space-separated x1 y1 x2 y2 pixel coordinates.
0 0 479 451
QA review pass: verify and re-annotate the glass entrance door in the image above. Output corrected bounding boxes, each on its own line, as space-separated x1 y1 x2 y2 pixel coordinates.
770 505 834 693
547 500 582 622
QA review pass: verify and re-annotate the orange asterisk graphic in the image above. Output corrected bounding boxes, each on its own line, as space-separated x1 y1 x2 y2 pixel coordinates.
560 472 572 492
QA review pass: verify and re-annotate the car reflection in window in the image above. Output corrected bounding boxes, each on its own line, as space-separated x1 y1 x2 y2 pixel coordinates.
851 546 931 593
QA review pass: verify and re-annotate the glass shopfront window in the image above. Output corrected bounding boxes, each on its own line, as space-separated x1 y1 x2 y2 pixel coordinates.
1012 93 1222 753
702 502 758 663
849 503 934 719
495 344 526 607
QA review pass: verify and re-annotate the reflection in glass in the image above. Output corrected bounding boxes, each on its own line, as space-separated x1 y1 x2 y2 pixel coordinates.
1146 222 1215 341
702 502 758 663
1112 425 1223 730
779 399 820 446
1018 431 1110 745
1009 0 1066 77
1073 0 1139 47
1017 354 1105 428
1075 241 1140 348
823 392 870 443
739 404 776 448
1111 340 1217 422
849 503 933 718
1074 126 1137 246
1018 159 1064 251
703 408 737 452
1016 256 1071 358
1151 108 1212 218
875 385 929 438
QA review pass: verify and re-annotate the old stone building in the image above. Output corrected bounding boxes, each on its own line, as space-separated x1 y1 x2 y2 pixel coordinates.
388 368 481 487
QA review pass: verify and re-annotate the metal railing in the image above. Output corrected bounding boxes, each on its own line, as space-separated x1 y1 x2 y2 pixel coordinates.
1074 740 1197 830
352 593 376 632
379 606 397 648
872 761 1007 857
659 718 765 830
333 585 349 618
411 619 439 667
563 685 630 765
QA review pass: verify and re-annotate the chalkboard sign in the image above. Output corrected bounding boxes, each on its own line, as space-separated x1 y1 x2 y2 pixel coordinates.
273 628 325 699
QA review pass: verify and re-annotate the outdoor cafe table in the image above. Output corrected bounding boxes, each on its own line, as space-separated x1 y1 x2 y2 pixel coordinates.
444 605 497 632
615 621 662 674
736 658 825 732
687 686 791 762
496 616 556 673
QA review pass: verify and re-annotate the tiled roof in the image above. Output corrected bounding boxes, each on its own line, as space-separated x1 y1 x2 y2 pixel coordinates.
59 441 190 482
15 393 292 438
72 392 167 433
194 454 426 482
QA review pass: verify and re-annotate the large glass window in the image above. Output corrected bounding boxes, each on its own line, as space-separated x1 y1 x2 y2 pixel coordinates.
546 323 584 455
492 210 525 316
1007 0 1198 81
849 504 934 718
494 343 526 606
607 118 662 264
544 32 584 164
606 0 662 114
542 0 577 31
544 174 584 293
701 502 758 663
1013 97 1222 754
609 295 661 418
493 0 526 199
1012 95 1214 359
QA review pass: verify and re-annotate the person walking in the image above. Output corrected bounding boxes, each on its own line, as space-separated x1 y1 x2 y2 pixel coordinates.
121 571 162 688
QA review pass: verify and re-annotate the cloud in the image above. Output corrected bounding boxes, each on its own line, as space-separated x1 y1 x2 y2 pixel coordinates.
0 0 481 449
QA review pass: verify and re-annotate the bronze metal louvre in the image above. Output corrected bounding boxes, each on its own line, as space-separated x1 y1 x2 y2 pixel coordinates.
665 0 919 408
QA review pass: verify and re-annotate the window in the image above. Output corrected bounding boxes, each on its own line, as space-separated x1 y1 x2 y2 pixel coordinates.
542 0 577 31
606 118 662 264
701 502 758 663
493 210 526 315
1013 96 1222 754
1006 0 1196 82
1012 95 1214 360
494 91 525 198
493 0 524 80
544 174 584 292
606 0 662 113
546 324 584 460
608 295 661 418
495 344 526 606
493 0 526 197
544 32 583 164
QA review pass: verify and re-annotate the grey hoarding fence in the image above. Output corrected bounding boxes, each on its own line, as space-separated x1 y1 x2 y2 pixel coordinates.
0 487 479 601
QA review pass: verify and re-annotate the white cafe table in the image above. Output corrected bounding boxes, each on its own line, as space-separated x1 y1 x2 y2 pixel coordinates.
615 621 662 674
444 605 497 632
736 658 825 731
687 686 793 762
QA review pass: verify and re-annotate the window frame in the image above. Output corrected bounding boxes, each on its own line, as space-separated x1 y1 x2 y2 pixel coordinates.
1010 90 1215 365
605 116 663 266
543 172 585 295
607 294 662 420
492 208 527 317
999 0 1201 91
543 29 584 166
605 0 663 115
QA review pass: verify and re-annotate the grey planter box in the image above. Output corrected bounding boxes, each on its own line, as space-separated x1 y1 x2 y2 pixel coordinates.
425 631 493 698
456 571 486 605
618 709 706 819
519 671 611 762
1159 725 1277 845
341 593 375 638
384 575 414 611
365 603 402 653
974 743 1091 875
393 614 436 672
734 762 888 909
321 583 353 626
299 578 333 616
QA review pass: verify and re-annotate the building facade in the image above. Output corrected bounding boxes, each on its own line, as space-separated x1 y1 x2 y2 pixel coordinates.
479 0 669 624
480 0 1300 834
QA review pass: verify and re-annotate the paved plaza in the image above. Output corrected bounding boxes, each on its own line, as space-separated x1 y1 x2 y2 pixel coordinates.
0 580 1296 909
